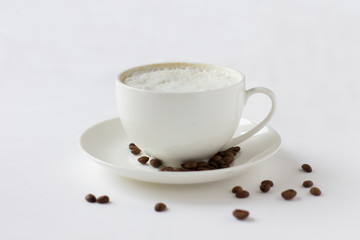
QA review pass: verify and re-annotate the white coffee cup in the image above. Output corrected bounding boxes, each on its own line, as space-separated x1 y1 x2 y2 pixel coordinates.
116 63 276 166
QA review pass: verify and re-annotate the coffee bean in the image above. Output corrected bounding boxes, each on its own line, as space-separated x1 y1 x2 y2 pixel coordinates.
260 183 271 193
301 164 312 173
129 143 141 155
222 157 233 165
233 209 249 220
97 195 110 204
261 180 274 187
236 190 249 198
196 167 210 171
137 156 149 164
150 159 163 168
154 202 167 212
85 194 96 203
196 161 208 168
223 151 235 159
232 186 243 193
303 180 313 188
281 189 297 200
210 155 222 162
230 146 241 152
310 187 321 196
159 166 174 171
182 160 197 170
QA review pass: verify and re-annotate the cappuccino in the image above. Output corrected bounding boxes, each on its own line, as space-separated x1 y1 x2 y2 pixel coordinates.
123 66 240 92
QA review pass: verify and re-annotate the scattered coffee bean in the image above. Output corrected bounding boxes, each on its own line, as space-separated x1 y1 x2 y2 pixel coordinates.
96 195 110 204
233 209 249 220
182 160 197 170
232 186 243 193
281 189 297 200
260 183 271 193
301 164 312 173
159 166 174 171
85 194 96 203
303 180 313 188
150 159 163 168
129 143 141 155
261 180 274 187
231 146 241 152
138 156 149 164
236 190 249 198
196 161 208 168
154 202 167 212
310 187 321 196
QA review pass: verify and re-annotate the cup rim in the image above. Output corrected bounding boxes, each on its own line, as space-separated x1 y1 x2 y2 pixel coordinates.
116 62 245 94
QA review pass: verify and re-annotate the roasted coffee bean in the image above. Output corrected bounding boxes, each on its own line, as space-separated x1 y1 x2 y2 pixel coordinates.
159 166 174 171
210 155 222 162
303 180 313 188
310 187 321 196
217 159 225 165
301 164 312 173
209 161 219 168
150 159 163 168
233 209 249 220
232 186 243 193
197 161 208 168
220 164 230 168
182 160 197 169
231 146 241 152
97 195 110 204
137 156 149 164
223 151 235 159
196 167 209 171
222 157 233 165
85 194 96 203
154 202 167 212
235 190 249 198
260 183 271 193
261 180 274 187
281 189 297 200
129 143 141 155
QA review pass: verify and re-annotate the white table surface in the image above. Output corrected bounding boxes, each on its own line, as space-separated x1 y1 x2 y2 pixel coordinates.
1 0 359 239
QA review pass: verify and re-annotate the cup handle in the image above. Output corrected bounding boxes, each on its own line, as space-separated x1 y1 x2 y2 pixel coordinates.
223 87 277 150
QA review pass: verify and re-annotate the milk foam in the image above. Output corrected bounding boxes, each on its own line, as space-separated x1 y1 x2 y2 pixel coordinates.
123 67 240 92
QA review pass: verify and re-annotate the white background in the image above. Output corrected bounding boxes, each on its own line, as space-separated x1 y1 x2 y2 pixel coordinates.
1 0 359 239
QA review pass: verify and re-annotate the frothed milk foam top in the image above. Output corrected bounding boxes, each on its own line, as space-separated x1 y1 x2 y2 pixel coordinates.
123 66 240 92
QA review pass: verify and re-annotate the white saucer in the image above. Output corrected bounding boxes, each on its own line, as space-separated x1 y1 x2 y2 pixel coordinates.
79 118 281 184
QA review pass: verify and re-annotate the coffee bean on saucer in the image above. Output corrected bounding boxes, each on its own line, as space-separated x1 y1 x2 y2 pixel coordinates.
261 180 274 187
301 164 312 173
196 161 208 168
310 187 321 196
303 180 313 188
182 160 197 170
129 143 141 155
260 183 271 193
159 166 174 171
150 159 163 168
281 189 297 200
233 209 249 220
85 194 96 203
154 202 167 212
232 186 243 193
138 156 149 164
235 190 249 198
97 195 110 204
230 146 241 152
